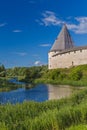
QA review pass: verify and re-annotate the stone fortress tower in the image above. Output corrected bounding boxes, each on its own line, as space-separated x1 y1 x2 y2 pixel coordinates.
48 24 87 69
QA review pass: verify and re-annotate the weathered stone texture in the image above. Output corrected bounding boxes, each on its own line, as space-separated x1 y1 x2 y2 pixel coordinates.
48 49 87 69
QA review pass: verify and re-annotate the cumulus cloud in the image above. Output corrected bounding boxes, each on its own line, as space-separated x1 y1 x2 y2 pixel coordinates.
37 11 64 26
66 17 87 34
34 61 41 66
39 44 51 47
12 30 22 33
74 17 87 34
37 10 87 34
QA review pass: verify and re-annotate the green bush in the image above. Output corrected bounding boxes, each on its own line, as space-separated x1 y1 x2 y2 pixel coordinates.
59 72 67 80
44 69 60 80
69 69 83 81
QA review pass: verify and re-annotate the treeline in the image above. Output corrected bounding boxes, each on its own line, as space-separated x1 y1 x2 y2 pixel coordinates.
0 64 6 77
6 65 85 82
0 64 23 91
0 64 48 80
6 65 48 82
1 64 87 85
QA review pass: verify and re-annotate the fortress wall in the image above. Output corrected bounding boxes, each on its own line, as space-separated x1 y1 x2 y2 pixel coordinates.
48 51 59 69
49 49 87 69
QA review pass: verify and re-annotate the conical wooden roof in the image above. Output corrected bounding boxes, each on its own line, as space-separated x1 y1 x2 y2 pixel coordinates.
50 25 74 52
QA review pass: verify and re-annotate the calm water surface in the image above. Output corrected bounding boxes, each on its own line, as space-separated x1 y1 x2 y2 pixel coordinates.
0 84 79 104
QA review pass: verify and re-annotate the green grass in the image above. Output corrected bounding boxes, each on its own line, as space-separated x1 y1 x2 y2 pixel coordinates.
32 64 87 86
34 78 87 86
0 89 87 129
66 124 87 130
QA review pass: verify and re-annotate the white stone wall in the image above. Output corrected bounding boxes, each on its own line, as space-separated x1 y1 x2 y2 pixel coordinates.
48 51 59 69
48 49 87 69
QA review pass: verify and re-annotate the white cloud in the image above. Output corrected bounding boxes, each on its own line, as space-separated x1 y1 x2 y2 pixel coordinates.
37 11 64 26
12 52 27 56
37 10 87 34
75 17 87 34
34 61 41 66
66 24 78 30
39 44 51 47
13 30 22 33
0 23 7 27
66 17 87 34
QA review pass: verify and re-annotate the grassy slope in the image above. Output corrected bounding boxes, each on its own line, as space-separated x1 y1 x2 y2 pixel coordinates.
34 65 87 86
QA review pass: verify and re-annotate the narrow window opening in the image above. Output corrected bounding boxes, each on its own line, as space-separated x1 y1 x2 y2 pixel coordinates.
74 51 76 53
72 61 74 66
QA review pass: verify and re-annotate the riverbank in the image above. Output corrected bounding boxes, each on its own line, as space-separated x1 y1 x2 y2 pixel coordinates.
32 64 87 87
34 78 87 86
1 64 87 92
0 78 23 92
0 88 87 130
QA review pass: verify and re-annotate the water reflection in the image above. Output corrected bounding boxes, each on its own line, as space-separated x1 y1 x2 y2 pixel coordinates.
48 84 73 100
0 84 76 104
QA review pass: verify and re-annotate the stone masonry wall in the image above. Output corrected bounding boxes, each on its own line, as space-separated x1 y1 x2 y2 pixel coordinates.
48 49 87 69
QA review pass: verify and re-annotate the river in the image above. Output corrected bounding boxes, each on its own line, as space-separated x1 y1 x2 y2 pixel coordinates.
0 84 82 104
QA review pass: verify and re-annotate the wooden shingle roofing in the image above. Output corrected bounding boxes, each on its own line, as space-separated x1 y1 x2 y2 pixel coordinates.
50 24 74 52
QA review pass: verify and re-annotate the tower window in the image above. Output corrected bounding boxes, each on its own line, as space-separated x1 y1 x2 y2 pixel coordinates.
72 61 74 66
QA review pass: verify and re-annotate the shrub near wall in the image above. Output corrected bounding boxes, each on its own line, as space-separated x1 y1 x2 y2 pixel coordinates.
69 68 83 81
43 69 61 80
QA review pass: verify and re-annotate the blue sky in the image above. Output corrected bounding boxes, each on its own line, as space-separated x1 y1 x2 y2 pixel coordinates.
0 0 87 68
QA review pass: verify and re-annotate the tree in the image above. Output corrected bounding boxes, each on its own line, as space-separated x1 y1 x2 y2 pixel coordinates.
0 64 6 77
